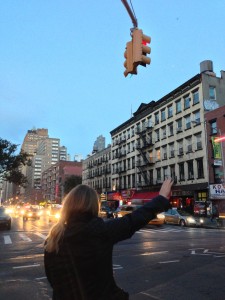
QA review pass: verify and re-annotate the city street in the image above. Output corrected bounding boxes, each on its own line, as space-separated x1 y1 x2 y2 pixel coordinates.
0 215 225 300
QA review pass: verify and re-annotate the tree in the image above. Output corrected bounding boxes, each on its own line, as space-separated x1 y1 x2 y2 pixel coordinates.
63 175 82 195
0 138 31 187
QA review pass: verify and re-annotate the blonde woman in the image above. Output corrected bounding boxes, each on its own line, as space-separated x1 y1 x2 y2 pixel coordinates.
44 178 173 300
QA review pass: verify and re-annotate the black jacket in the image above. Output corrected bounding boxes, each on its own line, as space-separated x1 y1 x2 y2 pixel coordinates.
44 195 170 300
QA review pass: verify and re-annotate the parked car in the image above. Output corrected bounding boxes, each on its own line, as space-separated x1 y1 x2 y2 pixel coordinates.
117 204 165 226
164 208 203 227
23 207 42 221
0 207 12 230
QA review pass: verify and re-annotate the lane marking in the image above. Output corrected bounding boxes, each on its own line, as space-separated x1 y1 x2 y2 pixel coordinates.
113 264 123 270
34 232 47 239
35 276 47 280
138 251 168 256
19 233 32 242
13 264 40 269
159 260 180 264
4 235 12 244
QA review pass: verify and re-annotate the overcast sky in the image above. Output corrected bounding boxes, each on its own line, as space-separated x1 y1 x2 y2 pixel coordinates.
1 0 225 159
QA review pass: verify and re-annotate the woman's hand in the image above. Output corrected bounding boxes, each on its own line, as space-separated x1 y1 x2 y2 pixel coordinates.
159 178 173 199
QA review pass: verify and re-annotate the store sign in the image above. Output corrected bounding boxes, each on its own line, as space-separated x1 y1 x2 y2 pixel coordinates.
214 160 223 166
210 184 225 199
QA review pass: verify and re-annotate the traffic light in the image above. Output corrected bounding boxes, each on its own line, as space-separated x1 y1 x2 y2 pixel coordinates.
124 41 137 77
132 29 151 67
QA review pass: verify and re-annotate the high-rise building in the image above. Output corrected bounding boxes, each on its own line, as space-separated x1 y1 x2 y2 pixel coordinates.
21 128 48 155
93 135 105 152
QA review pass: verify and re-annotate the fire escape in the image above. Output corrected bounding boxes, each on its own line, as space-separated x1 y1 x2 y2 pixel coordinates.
135 123 155 188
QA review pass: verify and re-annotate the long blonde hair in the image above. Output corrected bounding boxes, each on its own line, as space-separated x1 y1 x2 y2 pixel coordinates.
45 184 99 253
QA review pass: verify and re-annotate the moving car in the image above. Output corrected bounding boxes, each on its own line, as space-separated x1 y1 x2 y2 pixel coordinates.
117 204 165 226
48 205 62 222
164 208 203 227
0 207 12 230
23 207 42 221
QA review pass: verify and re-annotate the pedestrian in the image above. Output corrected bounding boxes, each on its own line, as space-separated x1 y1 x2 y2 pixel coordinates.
211 204 219 221
44 178 173 300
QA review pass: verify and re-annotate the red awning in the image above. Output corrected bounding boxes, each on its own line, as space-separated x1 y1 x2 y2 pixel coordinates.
130 191 159 202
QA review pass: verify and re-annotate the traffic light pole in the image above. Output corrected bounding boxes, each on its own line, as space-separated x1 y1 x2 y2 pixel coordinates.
121 0 138 29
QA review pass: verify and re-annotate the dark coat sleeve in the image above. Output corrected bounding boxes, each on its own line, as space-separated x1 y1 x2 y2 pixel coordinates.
104 195 170 244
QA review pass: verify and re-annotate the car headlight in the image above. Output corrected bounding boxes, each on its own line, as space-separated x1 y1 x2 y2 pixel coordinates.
117 213 122 218
55 213 60 219
6 208 13 214
157 213 165 219
28 213 33 217
199 218 204 224
187 217 195 223
20 210 25 215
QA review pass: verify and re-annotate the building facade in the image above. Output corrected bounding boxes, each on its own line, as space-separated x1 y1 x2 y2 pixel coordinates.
110 60 225 213
42 161 82 203
82 145 111 194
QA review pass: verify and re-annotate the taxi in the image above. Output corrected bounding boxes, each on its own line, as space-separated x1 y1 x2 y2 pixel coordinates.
117 204 165 226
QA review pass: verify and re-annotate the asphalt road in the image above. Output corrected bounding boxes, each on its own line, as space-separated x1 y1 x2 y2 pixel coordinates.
0 214 225 300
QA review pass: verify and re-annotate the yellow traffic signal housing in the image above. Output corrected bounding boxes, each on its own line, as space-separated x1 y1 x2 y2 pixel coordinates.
132 29 151 67
124 41 137 77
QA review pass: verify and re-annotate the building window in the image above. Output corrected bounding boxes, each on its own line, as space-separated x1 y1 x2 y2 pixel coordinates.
210 120 217 135
179 163 185 181
209 86 216 100
169 143 175 157
170 165 176 180
193 90 199 105
156 149 161 161
184 95 191 109
186 136 192 153
196 158 204 178
161 109 166 121
163 167 168 179
149 170 153 185
168 123 174 136
168 105 173 118
162 146 167 160
155 129 160 141
185 115 191 129
187 160 194 180
176 119 183 132
155 112 159 124
193 110 200 124
176 100 181 113
156 168 161 182
195 134 202 150
162 126 166 139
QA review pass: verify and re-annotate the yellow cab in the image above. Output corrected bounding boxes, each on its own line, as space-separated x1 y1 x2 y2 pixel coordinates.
117 203 165 226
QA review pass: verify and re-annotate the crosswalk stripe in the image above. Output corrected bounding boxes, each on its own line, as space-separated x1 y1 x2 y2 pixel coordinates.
19 233 32 242
34 232 47 239
4 235 12 244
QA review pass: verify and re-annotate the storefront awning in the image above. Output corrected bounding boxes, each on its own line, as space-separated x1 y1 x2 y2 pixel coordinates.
130 191 159 202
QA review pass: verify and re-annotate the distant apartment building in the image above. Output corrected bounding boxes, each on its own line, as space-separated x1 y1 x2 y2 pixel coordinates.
93 135 105 152
82 145 111 194
21 128 49 155
74 154 83 162
42 161 82 203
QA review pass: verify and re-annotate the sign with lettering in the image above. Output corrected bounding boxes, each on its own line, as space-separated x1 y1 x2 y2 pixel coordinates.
210 184 225 199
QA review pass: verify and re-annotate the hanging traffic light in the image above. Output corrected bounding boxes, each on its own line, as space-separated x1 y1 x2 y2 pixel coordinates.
132 29 151 67
124 40 137 77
